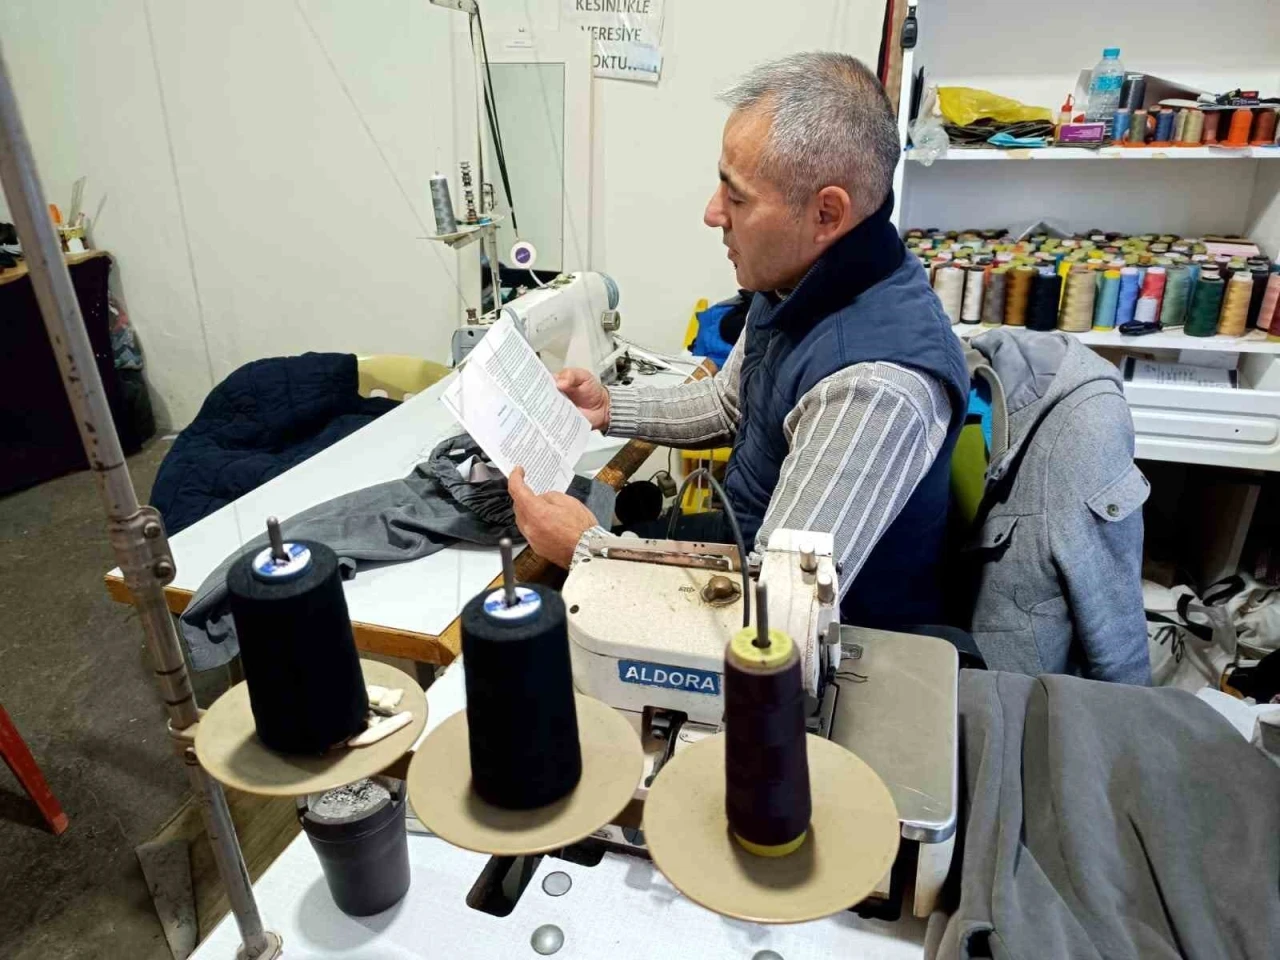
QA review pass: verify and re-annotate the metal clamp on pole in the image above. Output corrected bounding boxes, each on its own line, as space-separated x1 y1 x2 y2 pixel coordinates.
0 38 282 960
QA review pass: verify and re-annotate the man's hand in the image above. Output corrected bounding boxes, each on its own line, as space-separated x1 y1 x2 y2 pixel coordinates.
508 466 598 569
555 368 610 431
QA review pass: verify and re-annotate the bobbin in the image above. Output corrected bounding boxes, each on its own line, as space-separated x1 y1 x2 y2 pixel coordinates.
406 539 643 855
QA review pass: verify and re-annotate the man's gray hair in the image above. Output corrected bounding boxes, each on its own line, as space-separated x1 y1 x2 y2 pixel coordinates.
720 52 900 216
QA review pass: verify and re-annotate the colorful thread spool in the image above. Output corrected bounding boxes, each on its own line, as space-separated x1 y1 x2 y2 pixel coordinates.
1160 265 1193 327
1202 110 1222 144
1218 270 1253 337
1140 266 1167 316
960 265 985 324
1248 265 1272 328
724 617 811 858
1225 108 1254 147
1115 266 1142 326
1006 266 1035 327
1128 109 1148 145
1026 269 1062 332
933 265 965 325
1112 108 1131 144
1252 107 1278 146
1153 108 1175 144
1059 266 1096 333
1094 269 1121 330
1185 273 1225 337
983 266 1008 325
1259 268 1280 333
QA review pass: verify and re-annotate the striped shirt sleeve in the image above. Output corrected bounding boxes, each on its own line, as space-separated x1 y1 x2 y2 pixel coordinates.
605 335 744 447
756 362 952 600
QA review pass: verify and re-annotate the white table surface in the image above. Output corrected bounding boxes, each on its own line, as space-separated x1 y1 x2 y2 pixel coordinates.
111 365 694 638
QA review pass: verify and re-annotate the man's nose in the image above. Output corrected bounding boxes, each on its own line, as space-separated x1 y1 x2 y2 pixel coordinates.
704 190 727 229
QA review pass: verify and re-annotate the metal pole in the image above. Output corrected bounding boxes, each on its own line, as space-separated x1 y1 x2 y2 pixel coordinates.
0 40 280 960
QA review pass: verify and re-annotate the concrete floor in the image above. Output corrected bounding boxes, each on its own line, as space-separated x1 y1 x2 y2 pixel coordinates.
0 440 228 960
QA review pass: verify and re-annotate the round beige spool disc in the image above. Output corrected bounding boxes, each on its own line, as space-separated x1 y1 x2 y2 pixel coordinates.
643 733 900 924
195 659 426 797
406 695 643 856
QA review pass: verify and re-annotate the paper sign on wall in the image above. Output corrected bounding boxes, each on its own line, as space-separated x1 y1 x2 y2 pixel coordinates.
562 0 666 84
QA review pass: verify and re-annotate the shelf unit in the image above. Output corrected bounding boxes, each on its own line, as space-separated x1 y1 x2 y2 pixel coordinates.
895 0 1280 476
907 145 1280 162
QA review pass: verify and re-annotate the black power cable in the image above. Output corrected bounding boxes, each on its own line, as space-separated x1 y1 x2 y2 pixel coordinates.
471 8 518 234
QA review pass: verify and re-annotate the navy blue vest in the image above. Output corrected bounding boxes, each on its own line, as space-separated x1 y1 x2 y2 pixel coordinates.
722 201 969 628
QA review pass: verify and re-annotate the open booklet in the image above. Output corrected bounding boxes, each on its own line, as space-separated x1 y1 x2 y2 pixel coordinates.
441 315 592 495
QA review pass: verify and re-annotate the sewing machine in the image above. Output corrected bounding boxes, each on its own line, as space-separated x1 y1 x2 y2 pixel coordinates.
561 528 960 919
451 271 631 378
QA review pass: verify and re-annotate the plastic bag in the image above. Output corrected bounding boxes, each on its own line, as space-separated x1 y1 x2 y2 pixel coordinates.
937 87 1053 127
909 85 950 166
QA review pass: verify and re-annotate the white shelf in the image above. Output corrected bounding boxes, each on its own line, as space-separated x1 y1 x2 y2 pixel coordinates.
952 323 1280 354
908 145 1280 162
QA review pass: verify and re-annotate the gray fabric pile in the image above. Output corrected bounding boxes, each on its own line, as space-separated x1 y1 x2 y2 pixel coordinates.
937 671 1280 960
179 434 616 670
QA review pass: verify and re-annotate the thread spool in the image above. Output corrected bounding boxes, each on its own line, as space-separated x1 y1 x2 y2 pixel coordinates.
1058 266 1096 333
1140 265 1167 317
1129 109 1148 145
227 526 368 754
724 584 811 857
1180 109 1205 145
1202 110 1222 144
460 560 581 810
1094 269 1121 329
1226 108 1253 147
960 266 985 324
1026 269 1062 332
1112 108 1131 144
1134 296 1160 326
1186 273 1226 337
429 173 458 236
1115 266 1142 326
1247 265 1272 328
1153 108 1175 144
982 266 1008 325
1006 265 1035 326
1259 268 1280 333
1252 108 1278 146
1171 108 1188 145
933 265 965 324
1160 265 1193 327
1218 270 1253 337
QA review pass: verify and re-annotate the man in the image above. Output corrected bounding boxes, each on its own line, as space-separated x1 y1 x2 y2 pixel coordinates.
509 52 969 629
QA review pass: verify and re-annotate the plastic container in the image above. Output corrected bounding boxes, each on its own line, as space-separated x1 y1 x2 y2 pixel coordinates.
1085 48 1125 132
299 777 411 916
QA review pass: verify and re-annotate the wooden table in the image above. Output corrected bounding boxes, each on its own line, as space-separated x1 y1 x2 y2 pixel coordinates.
104 361 710 666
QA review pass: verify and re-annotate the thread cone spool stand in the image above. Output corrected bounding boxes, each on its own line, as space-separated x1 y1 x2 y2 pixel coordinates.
407 539 643 856
196 520 427 796
642 584 900 924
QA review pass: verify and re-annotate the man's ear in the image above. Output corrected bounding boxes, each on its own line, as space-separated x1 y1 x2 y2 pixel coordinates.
813 185 855 244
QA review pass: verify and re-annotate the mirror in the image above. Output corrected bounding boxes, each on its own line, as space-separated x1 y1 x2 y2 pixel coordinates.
485 62 566 276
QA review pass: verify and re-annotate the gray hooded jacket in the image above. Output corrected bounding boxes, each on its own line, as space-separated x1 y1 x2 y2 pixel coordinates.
964 330 1151 685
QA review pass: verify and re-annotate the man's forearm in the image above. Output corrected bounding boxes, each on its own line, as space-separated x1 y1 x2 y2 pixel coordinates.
604 338 743 447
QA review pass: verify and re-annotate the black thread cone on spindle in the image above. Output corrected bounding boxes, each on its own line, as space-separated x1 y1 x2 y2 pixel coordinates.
461 577 581 810
227 536 368 754
723 585 811 857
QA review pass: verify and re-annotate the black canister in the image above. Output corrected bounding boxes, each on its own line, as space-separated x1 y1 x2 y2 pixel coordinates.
299 777 411 916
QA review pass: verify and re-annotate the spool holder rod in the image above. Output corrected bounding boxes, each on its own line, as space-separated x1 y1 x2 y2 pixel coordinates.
266 516 287 563
0 39 281 960
499 537 517 607
754 582 769 649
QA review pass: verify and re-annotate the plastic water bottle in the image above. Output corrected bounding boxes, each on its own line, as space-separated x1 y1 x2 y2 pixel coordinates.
1085 48 1125 133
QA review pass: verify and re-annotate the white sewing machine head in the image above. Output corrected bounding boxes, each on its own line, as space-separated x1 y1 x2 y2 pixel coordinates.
451 271 622 377
562 529 841 727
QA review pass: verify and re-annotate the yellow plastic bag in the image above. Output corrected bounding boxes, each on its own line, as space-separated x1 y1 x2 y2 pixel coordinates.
937 87 1053 126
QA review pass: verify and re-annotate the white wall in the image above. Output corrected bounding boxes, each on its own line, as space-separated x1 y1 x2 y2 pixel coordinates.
2 0 886 428
1 0 464 429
